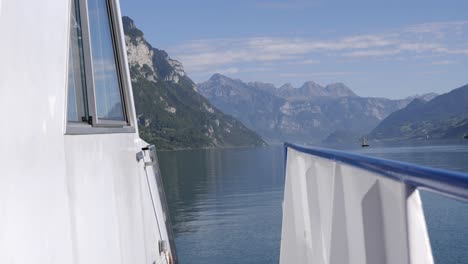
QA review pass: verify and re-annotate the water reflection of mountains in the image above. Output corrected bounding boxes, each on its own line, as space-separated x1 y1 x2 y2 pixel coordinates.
158 146 284 235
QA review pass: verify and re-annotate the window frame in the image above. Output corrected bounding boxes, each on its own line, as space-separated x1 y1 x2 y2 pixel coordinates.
66 0 136 135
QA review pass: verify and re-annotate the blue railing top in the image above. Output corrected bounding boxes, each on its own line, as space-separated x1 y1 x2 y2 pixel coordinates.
285 143 468 202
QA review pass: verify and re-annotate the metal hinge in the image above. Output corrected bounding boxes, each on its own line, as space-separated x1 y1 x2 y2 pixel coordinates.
158 240 174 264
158 240 169 254
81 116 92 125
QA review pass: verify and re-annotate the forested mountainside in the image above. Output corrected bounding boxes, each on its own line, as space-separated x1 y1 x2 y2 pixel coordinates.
369 84 468 140
123 17 265 150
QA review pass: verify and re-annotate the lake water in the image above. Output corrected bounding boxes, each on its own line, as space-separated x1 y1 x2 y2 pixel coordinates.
159 143 468 264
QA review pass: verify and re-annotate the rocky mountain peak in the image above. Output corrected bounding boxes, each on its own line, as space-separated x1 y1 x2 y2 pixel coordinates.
208 73 247 88
210 73 230 82
325 82 357 97
276 80 357 99
299 81 324 95
122 16 143 39
123 16 186 84
279 83 294 90
300 81 321 89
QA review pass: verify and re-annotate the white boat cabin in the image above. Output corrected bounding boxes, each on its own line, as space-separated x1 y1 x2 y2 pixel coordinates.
0 0 176 263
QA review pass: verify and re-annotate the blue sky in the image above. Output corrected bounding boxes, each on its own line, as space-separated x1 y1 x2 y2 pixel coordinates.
120 0 468 98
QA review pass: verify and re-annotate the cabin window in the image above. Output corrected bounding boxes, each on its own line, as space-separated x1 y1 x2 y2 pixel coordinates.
66 0 133 133
87 0 125 122
68 0 89 122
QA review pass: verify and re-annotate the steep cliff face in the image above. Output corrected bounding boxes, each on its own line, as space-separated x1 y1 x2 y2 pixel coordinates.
123 17 265 149
198 74 433 143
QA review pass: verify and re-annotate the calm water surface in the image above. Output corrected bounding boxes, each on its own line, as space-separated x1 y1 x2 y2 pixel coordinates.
159 143 468 264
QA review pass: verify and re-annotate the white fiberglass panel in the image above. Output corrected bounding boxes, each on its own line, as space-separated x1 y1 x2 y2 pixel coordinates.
280 147 434 264
64 134 151 264
0 0 165 263
0 0 73 263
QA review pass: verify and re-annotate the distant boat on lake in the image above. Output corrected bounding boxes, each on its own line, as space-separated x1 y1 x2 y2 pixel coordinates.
361 137 370 147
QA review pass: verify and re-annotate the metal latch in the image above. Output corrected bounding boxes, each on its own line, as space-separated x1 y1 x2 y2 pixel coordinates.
136 145 156 166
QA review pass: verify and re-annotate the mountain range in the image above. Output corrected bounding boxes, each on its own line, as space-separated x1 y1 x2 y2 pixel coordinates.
369 84 468 140
198 74 437 144
123 17 265 150
122 16 464 147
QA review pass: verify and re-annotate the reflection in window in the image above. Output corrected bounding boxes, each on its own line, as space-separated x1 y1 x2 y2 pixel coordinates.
67 0 88 122
87 0 125 121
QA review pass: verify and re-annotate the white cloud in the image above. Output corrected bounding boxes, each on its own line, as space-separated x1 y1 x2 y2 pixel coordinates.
213 67 240 74
405 21 468 34
344 49 400 58
447 49 468 55
279 71 356 78
289 59 320 65
255 0 316 9
416 70 448 75
431 60 457 65
398 43 442 52
171 35 400 72
169 20 468 75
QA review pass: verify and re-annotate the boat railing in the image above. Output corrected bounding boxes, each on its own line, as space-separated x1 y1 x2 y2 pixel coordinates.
280 143 468 264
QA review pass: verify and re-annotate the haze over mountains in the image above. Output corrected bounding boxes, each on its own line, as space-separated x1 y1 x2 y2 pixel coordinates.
369 84 468 140
198 74 437 144
123 17 264 149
